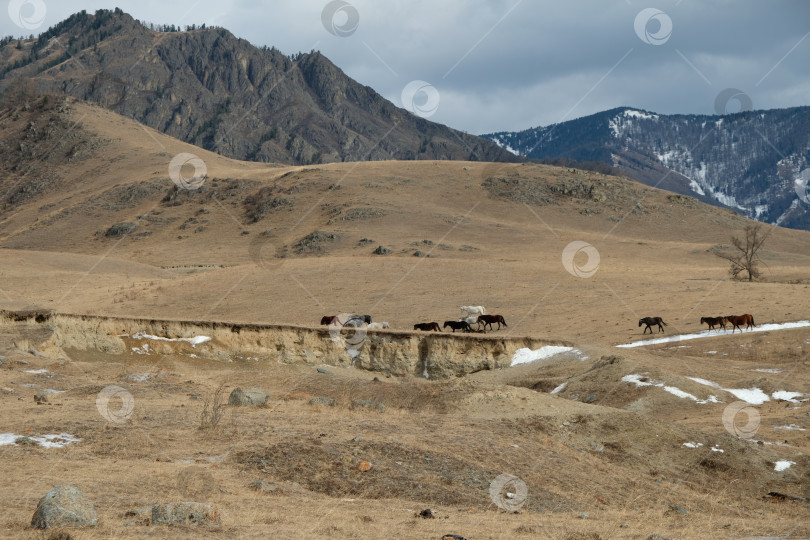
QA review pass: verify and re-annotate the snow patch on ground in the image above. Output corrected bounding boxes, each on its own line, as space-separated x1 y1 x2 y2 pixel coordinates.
773 424 805 431
774 460 795 472
550 382 568 395
24 369 48 374
0 433 81 448
128 332 211 347
511 346 586 366
686 377 804 405
622 374 719 404
683 442 703 448
772 391 805 403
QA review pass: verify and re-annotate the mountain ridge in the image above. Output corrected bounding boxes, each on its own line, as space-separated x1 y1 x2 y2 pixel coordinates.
484 105 810 231
0 8 517 166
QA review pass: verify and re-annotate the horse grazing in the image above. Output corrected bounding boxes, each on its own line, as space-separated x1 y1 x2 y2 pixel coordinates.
724 314 755 333
460 305 485 317
320 315 336 325
414 322 441 332
443 320 473 333
639 317 667 334
477 314 507 331
700 316 726 332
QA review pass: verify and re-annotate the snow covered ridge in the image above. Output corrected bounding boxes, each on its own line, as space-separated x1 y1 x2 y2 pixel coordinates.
510 346 587 366
126 331 211 347
616 320 810 348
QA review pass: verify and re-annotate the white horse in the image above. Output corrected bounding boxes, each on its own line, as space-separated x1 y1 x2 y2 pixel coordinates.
459 316 479 326
460 305 485 317
367 322 389 329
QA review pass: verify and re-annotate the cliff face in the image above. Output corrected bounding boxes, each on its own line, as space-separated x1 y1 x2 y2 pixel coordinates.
3 310 568 379
1 9 517 165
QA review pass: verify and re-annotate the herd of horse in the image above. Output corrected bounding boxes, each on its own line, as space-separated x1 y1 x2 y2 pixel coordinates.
320 306 508 334
639 314 756 334
320 309 756 337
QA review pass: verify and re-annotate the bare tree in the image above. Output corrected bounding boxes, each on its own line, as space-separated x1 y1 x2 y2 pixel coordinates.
715 223 770 281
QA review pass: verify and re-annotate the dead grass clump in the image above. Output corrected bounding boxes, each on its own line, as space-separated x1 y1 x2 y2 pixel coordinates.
199 383 228 430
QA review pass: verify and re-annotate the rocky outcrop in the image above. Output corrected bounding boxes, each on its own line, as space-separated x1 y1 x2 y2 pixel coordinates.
0 9 518 166
3 310 570 379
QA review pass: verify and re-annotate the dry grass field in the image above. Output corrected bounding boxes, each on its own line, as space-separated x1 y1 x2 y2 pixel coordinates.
0 98 808 538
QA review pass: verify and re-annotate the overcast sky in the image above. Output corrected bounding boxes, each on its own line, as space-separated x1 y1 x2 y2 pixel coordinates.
3 0 809 134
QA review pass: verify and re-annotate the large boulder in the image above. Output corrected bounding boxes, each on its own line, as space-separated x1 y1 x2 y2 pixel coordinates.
31 485 98 529
227 387 269 406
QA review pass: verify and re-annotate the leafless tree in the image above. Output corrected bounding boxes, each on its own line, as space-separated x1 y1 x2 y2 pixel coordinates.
715 223 770 281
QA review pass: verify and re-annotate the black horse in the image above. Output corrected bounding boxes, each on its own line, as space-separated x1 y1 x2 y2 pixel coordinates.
700 316 726 332
639 316 667 334
443 320 473 332
414 322 441 332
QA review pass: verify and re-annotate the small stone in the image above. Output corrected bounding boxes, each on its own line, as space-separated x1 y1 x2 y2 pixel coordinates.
316 367 332 375
34 391 48 404
309 397 335 406
667 505 688 515
579 512 589 519
357 461 372 472
584 394 597 403
417 508 434 519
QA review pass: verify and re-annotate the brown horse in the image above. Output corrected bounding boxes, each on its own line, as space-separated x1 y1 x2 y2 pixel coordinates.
443 320 473 332
724 314 755 333
414 322 441 332
639 317 667 334
476 314 507 331
700 316 727 332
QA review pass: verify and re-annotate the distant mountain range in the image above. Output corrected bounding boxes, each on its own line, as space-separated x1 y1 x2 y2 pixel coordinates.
0 8 516 165
484 107 810 231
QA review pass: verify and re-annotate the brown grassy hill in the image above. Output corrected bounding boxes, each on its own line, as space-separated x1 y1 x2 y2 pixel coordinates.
1 96 809 344
0 98 808 539
0 8 516 165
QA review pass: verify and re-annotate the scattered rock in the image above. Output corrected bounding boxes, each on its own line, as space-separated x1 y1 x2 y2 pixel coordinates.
309 397 335 406
579 512 590 519
120 373 151 383
15 436 40 446
34 391 48 404
31 485 98 529
151 502 220 526
666 505 688 515
372 245 392 255
227 387 268 407
316 367 332 375
351 399 385 412
104 221 138 238
249 480 278 493
417 508 435 519
584 394 597 403
357 461 372 472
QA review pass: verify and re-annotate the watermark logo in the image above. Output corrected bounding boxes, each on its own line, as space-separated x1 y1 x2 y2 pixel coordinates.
794 168 810 204
722 401 760 439
321 0 359 37
169 153 207 190
248 232 279 269
8 0 47 30
177 466 216 499
634 8 672 46
489 474 528 512
401 80 440 118
328 313 368 358
96 385 135 423
562 241 600 278
714 88 753 115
